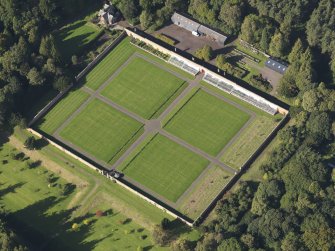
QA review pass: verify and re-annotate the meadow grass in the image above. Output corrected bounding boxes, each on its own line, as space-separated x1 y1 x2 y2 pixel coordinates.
179 165 233 219
220 116 279 169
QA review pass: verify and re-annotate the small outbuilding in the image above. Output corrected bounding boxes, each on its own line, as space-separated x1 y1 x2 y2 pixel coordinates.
98 2 121 27
265 58 288 75
171 12 228 45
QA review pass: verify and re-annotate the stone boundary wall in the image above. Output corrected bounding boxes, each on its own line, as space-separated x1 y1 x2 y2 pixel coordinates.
28 32 127 128
27 128 194 227
28 85 73 127
193 113 289 225
75 31 127 81
125 28 288 115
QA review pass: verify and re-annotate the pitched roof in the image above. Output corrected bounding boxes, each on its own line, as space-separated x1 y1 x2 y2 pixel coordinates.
171 12 228 45
265 58 288 75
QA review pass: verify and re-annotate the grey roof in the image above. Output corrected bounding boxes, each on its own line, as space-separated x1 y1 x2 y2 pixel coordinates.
265 58 288 75
171 12 228 45
171 12 200 32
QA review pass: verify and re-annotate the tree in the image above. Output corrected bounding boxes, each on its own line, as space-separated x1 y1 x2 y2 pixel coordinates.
152 225 171 246
202 45 213 61
39 35 60 61
171 238 193 251
216 55 226 69
140 10 154 30
24 136 37 150
288 39 304 64
281 232 305 251
27 67 45 85
269 32 288 58
218 0 245 35
217 237 244 251
160 218 170 230
53 76 71 92
303 227 335 251
251 179 285 216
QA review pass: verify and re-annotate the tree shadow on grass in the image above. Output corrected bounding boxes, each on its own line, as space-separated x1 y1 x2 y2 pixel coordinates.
0 182 26 198
6 196 107 251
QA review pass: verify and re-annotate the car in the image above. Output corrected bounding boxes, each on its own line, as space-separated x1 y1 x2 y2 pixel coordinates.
192 30 200 37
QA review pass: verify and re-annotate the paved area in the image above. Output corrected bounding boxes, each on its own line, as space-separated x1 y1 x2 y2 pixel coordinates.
51 52 258 209
154 24 224 54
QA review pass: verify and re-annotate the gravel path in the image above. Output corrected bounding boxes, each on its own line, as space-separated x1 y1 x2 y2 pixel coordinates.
50 52 257 206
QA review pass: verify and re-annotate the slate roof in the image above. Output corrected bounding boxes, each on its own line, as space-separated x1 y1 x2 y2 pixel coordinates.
171 12 228 45
265 58 288 75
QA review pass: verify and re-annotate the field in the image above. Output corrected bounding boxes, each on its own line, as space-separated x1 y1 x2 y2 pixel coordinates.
179 165 233 219
82 37 193 91
0 140 165 251
164 90 251 156
34 35 283 222
120 134 209 202
101 57 186 119
59 99 143 164
37 90 90 134
55 19 102 61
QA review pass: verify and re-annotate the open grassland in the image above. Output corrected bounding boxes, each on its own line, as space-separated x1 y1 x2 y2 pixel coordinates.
220 116 279 169
179 165 233 219
101 57 186 119
59 99 143 164
36 90 89 134
120 134 209 202
55 20 102 61
83 37 194 91
0 141 167 251
164 90 250 156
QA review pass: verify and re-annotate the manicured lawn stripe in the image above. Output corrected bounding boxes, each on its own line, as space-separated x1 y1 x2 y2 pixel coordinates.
120 134 209 202
83 38 137 90
36 90 90 134
83 37 194 91
164 90 251 156
59 99 143 163
101 57 186 119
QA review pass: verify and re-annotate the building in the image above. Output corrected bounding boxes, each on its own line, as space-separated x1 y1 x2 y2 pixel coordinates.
171 12 228 45
98 2 121 27
265 58 288 75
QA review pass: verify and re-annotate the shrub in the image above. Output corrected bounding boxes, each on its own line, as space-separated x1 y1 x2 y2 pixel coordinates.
250 74 273 92
155 34 175 45
96 210 104 217
24 136 37 150
72 223 79 231
161 218 171 230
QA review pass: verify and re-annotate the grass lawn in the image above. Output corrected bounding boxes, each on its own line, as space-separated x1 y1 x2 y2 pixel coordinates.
220 116 279 169
0 143 163 251
120 134 209 202
164 90 250 156
55 20 102 61
179 165 232 219
83 37 194 91
101 57 186 119
36 90 90 134
59 99 143 164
